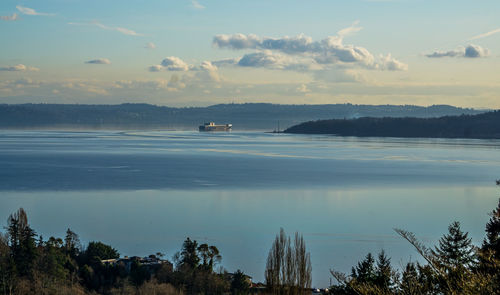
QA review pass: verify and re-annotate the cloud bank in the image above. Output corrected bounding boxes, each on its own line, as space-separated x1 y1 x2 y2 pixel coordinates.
0 64 39 71
426 44 490 58
85 58 111 65
213 23 407 71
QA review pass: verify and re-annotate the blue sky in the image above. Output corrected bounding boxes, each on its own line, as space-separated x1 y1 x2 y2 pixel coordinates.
1 0 499 107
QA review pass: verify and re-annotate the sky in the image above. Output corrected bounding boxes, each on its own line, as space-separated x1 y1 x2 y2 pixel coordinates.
1 0 499 108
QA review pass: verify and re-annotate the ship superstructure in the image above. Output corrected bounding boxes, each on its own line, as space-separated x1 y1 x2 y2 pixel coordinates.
199 122 232 131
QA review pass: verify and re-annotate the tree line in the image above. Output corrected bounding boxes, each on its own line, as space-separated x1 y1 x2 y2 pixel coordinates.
1 181 499 294
285 110 500 139
0 210 252 295
0 103 482 130
328 182 500 294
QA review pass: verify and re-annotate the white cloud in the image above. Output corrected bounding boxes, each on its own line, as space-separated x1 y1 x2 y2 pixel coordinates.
213 22 407 71
145 42 156 49
313 68 367 83
62 80 109 95
162 57 190 71
0 64 39 71
470 28 500 40
237 51 288 68
191 0 205 10
378 54 408 71
167 75 186 91
149 65 163 72
150 57 192 72
425 44 490 58
464 44 490 58
1 13 18 21
237 51 320 71
85 58 111 65
211 58 239 67
69 21 142 36
196 61 220 82
337 20 363 39
16 5 54 16
149 58 222 88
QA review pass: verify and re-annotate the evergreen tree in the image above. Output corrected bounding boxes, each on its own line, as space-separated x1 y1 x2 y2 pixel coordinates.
479 193 500 291
351 253 377 285
64 228 81 258
432 221 475 271
400 262 419 295
375 250 393 292
180 237 199 269
231 269 250 295
481 197 500 262
7 208 38 277
84 241 119 265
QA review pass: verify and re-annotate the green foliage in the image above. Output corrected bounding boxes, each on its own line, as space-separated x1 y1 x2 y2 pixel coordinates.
231 269 250 295
84 241 119 264
285 110 500 139
478 184 500 292
7 208 38 277
129 260 151 286
179 237 199 270
330 184 500 295
198 243 221 271
432 221 475 270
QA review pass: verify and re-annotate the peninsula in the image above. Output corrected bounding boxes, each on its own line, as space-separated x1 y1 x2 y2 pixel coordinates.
284 110 500 139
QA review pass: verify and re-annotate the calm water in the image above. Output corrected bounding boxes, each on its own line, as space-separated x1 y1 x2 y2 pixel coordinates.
1 130 499 287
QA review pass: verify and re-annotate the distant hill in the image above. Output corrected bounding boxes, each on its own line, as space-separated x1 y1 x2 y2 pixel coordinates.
284 111 500 139
0 103 485 130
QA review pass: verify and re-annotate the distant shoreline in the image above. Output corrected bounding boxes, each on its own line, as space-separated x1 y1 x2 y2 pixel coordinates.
284 111 500 139
0 103 485 131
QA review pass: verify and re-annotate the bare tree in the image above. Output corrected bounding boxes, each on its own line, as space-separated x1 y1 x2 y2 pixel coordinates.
265 228 312 294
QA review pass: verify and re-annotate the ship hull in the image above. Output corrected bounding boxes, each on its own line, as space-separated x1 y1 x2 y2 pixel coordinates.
199 124 232 131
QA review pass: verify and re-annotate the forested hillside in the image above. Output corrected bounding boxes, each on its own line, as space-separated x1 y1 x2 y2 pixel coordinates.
285 110 500 139
0 103 483 130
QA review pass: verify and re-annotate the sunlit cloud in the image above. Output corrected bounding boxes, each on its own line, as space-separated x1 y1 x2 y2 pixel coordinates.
16 5 54 16
470 28 500 40
85 58 111 65
425 44 490 58
149 56 191 71
0 64 39 72
69 21 142 36
0 13 18 21
213 22 407 71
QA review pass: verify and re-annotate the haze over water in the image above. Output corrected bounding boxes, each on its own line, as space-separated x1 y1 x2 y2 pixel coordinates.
1 130 499 287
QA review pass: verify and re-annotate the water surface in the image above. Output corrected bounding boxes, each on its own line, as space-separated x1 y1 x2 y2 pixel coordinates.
0 130 499 287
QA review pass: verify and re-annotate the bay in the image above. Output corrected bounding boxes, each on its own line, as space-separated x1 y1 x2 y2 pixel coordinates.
0 130 499 287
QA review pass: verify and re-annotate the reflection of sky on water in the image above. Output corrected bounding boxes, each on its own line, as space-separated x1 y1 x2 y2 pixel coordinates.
0 130 499 286
1 187 497 287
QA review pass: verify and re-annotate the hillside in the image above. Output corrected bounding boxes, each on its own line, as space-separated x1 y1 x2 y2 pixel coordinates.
284 111 500 139
0 103 484 130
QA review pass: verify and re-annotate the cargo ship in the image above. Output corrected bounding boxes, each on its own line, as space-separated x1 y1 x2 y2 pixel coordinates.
199 122 232 131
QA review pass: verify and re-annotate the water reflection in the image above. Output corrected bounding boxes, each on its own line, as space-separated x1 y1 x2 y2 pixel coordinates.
0 187 497 287
0 130 499 287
